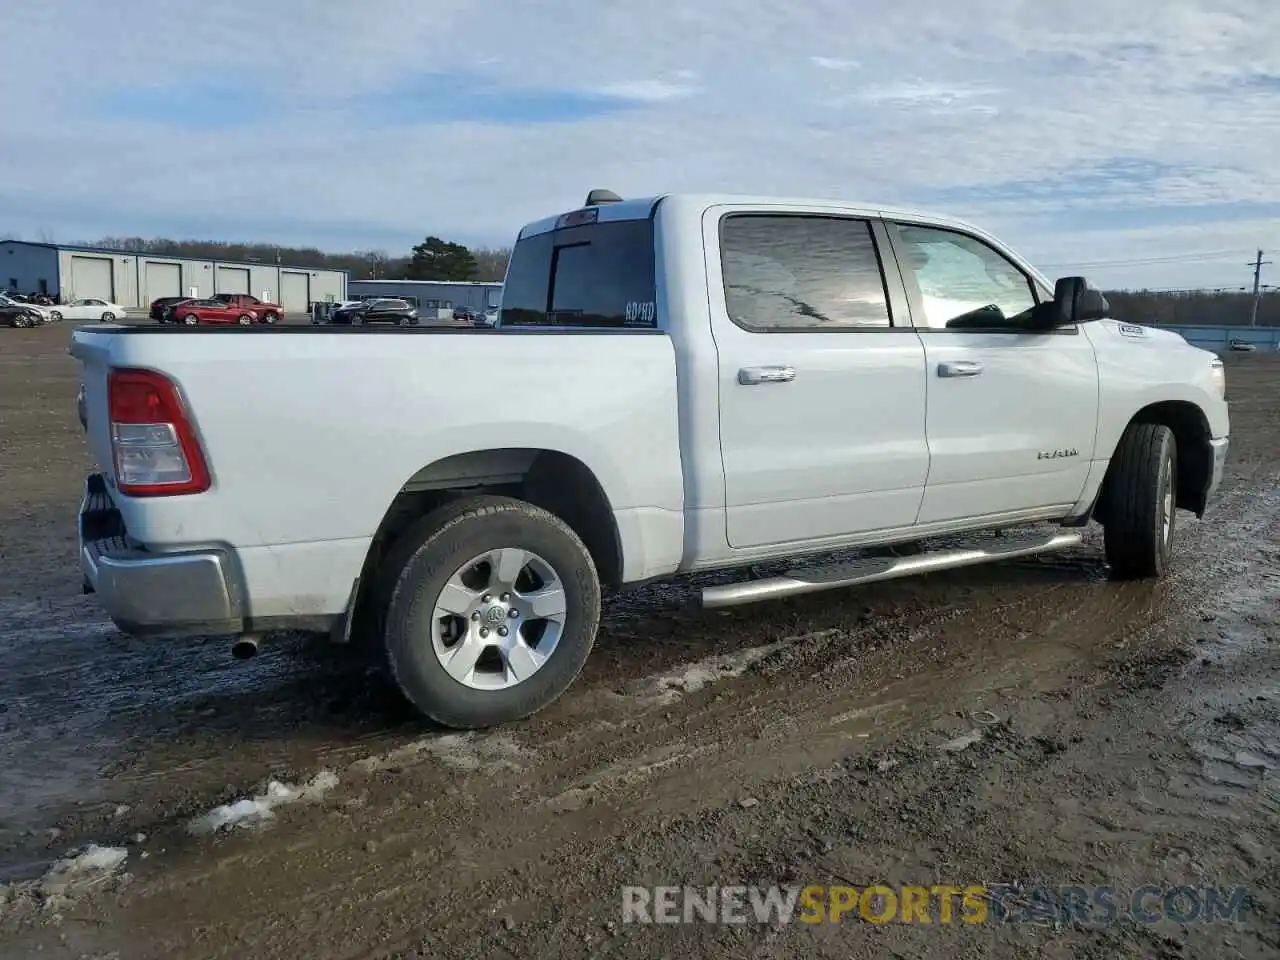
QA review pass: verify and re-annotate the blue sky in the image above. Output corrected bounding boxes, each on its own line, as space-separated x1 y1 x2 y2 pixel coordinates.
2 0 1278 289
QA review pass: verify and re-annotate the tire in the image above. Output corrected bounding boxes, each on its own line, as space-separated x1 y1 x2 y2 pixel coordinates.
380 496 601 729
262 313 279 324
1102 422 1177 580
101 312 114 321
50 310 62 322
237 314 253 326
182 314 199 325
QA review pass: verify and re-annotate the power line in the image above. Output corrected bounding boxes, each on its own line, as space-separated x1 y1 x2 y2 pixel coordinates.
1038 249 1251 270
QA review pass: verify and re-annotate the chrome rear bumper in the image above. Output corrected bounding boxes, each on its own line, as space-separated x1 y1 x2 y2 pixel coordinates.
79 474 243 637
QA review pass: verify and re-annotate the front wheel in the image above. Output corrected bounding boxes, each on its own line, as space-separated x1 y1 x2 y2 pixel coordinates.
49 310 63 322
1102 422 1178 580
380 496 601 729
237 314 253 326
182 314 199 325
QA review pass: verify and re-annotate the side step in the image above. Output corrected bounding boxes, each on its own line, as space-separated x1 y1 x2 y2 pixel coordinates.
701 531 1084 609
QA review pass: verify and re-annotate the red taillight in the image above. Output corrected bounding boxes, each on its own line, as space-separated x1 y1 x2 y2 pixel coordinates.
107 368 210 497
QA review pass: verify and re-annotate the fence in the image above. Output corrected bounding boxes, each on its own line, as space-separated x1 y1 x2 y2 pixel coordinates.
1156 325 1280 352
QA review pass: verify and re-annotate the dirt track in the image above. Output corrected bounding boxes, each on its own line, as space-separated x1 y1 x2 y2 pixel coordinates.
0 323 1277 960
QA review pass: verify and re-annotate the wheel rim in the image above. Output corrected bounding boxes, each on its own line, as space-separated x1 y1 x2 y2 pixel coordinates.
239 315 252 325
51 311 62 321
429 547 568 691
184 316 197 325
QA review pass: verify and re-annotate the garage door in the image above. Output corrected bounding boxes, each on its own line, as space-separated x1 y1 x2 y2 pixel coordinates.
69 256 114 301
215 266 250 295
280 271 310 312
144 261 181 301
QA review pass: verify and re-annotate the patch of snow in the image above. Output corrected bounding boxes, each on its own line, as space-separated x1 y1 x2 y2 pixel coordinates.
187 770 339 835
350 732 528 776
629 642 786 706
939 730 983 754
35 844 128 900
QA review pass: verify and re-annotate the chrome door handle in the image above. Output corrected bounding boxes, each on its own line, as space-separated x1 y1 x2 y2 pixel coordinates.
937 360 984 378
738 365 796 385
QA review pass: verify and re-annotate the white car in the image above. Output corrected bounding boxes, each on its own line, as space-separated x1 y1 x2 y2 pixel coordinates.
70 190 1229 730
57 298 128 322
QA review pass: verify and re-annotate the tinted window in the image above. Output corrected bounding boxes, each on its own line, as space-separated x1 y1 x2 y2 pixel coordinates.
502 218 656 328
720 215 892 331
893 224 1037 329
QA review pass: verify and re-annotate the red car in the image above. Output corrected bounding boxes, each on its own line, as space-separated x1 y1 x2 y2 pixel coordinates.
167 298 263 326
212 293 283 323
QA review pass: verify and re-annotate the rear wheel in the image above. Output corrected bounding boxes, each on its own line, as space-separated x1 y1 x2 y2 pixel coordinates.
380 496 601 729
262 312 279 324
101 311 114 321
1102 423 1178 580
237 314 253 326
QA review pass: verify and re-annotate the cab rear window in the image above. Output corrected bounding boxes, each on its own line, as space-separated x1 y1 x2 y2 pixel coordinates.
501 218 656 328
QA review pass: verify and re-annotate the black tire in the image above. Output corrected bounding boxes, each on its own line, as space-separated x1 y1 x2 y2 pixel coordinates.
381 496 601 728
237 314 253 326
50 310 63 322
1102 423 1177 580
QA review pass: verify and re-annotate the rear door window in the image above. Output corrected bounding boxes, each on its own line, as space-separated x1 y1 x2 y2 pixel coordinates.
501 217 656 328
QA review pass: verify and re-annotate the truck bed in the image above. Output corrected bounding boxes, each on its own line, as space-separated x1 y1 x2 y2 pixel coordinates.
70 323 687 620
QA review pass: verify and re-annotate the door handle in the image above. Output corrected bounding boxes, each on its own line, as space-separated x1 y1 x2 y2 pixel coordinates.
937 360 984 378
738 365 796 385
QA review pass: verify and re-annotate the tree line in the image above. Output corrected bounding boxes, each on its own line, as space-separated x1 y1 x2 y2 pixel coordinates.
1103 290 1277 328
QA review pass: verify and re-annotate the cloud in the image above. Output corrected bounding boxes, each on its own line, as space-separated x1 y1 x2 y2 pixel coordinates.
811 56 859 71
1 0 1277 289
596 79 699 102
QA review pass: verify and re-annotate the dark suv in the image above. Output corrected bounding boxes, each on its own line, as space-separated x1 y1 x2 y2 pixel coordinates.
330 298 419 326
452 306 487 326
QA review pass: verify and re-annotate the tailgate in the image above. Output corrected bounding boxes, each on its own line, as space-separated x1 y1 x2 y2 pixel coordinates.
69 328 124 485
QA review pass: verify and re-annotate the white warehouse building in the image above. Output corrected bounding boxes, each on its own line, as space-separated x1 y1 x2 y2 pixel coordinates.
0 240 348 312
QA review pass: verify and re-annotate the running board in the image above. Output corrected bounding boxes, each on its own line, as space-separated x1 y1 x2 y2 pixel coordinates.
701 531 1084 609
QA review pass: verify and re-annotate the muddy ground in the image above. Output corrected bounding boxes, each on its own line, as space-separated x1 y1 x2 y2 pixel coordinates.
0 322 1276 960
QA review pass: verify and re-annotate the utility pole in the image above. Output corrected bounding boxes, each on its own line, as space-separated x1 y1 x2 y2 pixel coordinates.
1248 250 1271 327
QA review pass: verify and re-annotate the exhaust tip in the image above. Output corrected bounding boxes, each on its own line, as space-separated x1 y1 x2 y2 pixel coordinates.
231 637 260 660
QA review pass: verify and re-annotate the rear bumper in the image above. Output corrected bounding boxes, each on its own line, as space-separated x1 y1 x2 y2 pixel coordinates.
79 474 244 637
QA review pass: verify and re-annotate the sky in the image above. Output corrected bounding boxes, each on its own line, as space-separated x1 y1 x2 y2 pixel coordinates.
3 0 1279 290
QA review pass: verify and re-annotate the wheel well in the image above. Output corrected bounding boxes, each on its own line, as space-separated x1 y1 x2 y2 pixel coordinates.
1097 401 1212 521
357 449 623 607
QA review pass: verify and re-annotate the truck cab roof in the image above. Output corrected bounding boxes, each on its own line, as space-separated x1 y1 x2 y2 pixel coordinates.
517 192 991 241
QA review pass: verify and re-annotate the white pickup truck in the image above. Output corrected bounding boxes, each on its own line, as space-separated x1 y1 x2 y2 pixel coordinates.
71 191 1230 728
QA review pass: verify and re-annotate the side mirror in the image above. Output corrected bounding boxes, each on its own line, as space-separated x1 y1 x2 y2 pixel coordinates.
1052 276 1110 325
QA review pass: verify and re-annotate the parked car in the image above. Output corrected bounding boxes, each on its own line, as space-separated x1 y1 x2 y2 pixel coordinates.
58 298 128 322
453 306 485 325
483 307 500 326
165 299 262 326
211 294 283 324
1228 339 1256 352
70 190 1230 730
0 294 54 324
0 301 46 327
330 298 419 325
150 297 191 322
